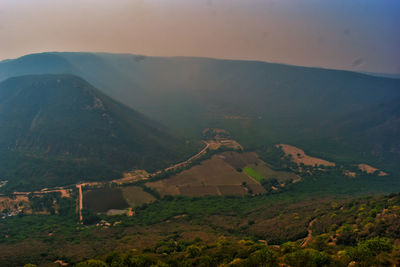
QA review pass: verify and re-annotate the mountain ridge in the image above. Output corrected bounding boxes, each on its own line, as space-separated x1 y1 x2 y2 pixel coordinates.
1 52 399 175
3 52 400 81
0 74 198 190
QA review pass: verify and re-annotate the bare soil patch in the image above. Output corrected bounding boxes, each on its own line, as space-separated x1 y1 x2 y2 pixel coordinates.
114 170 150 185
276 144 335 167
358 164 388 176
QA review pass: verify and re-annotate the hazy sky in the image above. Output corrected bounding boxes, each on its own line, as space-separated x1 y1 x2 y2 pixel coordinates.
1 0 399 73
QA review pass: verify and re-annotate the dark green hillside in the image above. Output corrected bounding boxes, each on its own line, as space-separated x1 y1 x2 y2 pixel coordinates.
0 53 76 80
0 74 198 190
1 52 399 172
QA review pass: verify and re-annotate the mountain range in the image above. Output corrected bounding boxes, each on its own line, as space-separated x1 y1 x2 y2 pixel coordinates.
0 52 399 189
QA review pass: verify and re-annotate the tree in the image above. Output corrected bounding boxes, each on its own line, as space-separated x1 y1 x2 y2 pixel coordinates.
186 244 201 258
76 259 108 267
283 249 330 267
245 248 278 267
345 237 392 266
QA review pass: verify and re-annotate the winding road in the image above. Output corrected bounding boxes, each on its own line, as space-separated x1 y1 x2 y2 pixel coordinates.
154 141 209 175
301 218 316 248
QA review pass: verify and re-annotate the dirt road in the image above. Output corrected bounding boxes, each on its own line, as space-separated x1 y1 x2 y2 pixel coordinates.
154 141 210 175
301 218 316 248
76 184 83 223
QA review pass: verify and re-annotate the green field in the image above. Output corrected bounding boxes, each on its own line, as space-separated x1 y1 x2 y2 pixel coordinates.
244 163 299 183
122 186 156 207
243 167 265 182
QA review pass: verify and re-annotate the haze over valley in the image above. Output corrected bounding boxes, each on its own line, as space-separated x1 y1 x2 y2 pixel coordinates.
0 1 399 266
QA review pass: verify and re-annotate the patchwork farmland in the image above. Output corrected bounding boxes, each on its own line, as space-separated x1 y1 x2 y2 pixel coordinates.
80 147 300 214
146 152 266 197
83 186 156 213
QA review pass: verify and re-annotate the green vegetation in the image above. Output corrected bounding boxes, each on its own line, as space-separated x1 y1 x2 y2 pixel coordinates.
2 183 400 266
0 196 77 243
121 186 156 207
243 167 264 182
72 191 400 267
253 164 296 182
0 74 200 191
242 163 296 184
72 235 399 267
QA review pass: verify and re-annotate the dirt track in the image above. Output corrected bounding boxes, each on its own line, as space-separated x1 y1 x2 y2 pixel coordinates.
154 141 210 175
76 184 83 222
301 218 316 247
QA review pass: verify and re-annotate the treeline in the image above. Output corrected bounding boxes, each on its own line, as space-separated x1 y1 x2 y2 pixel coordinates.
63 235 396 266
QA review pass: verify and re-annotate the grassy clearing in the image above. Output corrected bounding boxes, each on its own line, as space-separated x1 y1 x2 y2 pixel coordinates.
121 186 155 207
250 163 299 183
243 162 298 184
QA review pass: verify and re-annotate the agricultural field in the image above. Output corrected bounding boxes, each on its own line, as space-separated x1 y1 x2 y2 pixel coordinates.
220 150 299 184
243 163 299 184
219 151 258 169
83 186 156 213
83 188 128 213
146 153 266 197
121 186 155 207
243 167 264 182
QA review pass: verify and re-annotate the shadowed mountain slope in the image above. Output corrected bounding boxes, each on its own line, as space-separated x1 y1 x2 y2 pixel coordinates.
0 74 197 190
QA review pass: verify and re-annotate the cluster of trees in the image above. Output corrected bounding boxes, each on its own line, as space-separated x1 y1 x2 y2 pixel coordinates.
7 190 400 266
28 192 60 214
38 235 396 267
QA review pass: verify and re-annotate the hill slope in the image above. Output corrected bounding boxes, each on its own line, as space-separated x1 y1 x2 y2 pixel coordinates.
1 52 399 173
0 74 197 190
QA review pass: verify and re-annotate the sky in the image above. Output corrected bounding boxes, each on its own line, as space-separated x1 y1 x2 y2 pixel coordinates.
0 0 399 74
